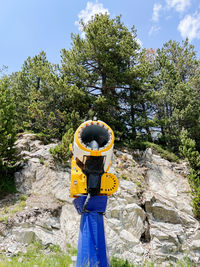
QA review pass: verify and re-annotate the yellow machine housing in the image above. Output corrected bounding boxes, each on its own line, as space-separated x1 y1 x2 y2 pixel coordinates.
70 157 119 197
70 120 118 198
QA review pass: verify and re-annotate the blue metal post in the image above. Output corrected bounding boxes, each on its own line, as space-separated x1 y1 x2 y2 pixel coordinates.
73 195 110 267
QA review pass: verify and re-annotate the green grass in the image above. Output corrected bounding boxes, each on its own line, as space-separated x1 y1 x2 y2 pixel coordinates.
39 157 45 165
110 257 196 267
119 174 130 181
176 256 196 267
0 248 196 267
116 139 180 163
0 197 27 222
111 257 134 266
0 216 8 223
66 243 77 256
143 142 180 162
0 241 72 267
0 254 129 267
34 132 53 145
19 195 27 202
119 140 180 163
0 252 72 267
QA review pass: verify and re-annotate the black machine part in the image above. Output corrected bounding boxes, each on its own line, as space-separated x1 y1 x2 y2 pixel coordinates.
87 173 101 196
83 154 104 196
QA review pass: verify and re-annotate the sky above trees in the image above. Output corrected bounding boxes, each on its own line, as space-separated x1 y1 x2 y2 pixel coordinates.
0 0 200 74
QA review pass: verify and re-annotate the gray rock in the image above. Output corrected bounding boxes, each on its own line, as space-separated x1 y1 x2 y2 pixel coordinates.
13 229 36 244
0 133 197 265
7 242 20 254
150 203 181 224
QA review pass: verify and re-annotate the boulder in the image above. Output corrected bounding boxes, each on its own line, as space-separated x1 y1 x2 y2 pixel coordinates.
1 134 199 265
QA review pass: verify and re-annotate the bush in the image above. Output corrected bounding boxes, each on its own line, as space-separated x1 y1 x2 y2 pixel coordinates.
0 172 17 194
50 128 74 163
180 129 200 219
0 79 18 194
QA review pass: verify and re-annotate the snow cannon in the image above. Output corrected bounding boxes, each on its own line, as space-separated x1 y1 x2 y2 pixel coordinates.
70 120 118 198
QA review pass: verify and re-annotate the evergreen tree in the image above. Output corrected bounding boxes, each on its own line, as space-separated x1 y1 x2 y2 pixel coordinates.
10 51 89 139
13 51 62 137
61 14 139 137
152 39 200 151
180 129 200 218
121 48 155 141
0 78 17 192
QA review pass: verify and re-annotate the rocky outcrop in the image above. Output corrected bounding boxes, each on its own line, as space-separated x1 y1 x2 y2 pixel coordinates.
0 133 200 265
142 150 200 264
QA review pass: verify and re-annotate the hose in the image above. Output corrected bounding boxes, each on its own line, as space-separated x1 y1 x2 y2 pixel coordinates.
82 193 91 213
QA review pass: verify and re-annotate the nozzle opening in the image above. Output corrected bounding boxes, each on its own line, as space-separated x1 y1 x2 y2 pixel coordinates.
80 124 110 149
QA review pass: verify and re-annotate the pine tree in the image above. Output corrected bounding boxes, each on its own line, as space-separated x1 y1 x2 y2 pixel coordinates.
180 129 200 218
0 78 17 192
10 51 90 140
61 14 140 137
152 39 200 151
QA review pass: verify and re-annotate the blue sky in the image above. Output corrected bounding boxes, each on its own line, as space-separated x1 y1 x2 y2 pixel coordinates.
1 0 200 74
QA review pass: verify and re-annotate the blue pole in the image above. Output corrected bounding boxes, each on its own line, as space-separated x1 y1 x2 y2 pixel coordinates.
73 195 110 267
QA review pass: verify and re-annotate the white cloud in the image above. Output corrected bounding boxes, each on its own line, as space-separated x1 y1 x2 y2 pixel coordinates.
148 25 161 36
75 1 109 32
152 3 162 22
165 0 191 13
178 13 200 41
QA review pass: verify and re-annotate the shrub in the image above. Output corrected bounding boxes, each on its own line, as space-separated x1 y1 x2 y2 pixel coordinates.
180 129 200 219
50 128 74 163
0 79 18 193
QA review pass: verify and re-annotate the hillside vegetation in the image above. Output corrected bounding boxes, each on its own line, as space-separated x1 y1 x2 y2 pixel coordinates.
0 14 200 216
